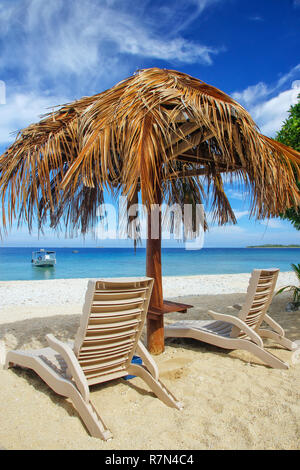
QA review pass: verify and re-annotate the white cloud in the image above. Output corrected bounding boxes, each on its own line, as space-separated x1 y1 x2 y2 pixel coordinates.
208 225 245 235
226 189 251 201
0 90 68 144
234 211 249 220
233 65 300 108
204 209 248 224
168 0 224 35
233 82 269 108
260 219 283 229
250 81 300 136
0 0 225 144
0 0 222 89
118 35 218 65
232 65 300 136
204 224 245 246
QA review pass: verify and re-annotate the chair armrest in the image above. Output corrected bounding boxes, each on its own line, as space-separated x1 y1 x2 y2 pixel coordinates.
207 310 263 347
46 334 89 402
263 314 285 336
136 341 159 381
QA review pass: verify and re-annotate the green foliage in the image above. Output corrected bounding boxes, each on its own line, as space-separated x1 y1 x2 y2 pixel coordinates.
247 244 300 248
276 94 300 152
280 198 300 230
276 94 300 229
276 263 300 303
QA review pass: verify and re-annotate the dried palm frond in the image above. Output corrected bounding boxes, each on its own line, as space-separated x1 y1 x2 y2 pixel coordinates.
0 67 299 236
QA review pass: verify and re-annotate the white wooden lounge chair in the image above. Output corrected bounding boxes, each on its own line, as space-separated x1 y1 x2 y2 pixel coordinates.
5 277 182 440
165 269 297 369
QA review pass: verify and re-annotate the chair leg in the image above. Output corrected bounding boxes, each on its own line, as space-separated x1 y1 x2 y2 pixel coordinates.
258 329 298 351
127 364 183 410
68 389 113 440
5 351 113 440
240 340 289 369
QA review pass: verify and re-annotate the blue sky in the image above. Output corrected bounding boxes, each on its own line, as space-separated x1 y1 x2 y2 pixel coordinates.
0 0 300 248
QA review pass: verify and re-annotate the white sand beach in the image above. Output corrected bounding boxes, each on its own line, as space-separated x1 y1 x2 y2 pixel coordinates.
0 272 299 450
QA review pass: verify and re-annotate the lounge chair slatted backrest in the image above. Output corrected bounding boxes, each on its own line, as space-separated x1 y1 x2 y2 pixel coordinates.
73 278 153 385
231 269 279 338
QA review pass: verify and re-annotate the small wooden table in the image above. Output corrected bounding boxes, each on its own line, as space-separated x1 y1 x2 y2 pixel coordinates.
148 300 193 320
147 300 193 354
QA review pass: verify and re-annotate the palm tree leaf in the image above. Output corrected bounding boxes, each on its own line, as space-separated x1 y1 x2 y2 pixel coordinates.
0 67 300 236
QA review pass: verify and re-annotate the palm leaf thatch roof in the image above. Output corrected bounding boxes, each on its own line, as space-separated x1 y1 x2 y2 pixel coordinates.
0 67 300 235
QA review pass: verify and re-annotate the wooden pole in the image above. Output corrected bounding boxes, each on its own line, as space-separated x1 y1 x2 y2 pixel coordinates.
146 187 165 354
145 184 193 353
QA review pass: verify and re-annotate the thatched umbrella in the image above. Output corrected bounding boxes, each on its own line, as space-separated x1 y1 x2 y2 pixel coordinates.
1 67 300 354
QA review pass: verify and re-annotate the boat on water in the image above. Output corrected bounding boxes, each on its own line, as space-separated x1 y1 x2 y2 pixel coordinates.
31 249 56 267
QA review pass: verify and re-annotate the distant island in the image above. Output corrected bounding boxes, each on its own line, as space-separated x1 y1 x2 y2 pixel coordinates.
247 244 300 248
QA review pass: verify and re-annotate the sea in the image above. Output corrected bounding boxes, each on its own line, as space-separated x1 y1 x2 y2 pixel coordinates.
0 247 299 281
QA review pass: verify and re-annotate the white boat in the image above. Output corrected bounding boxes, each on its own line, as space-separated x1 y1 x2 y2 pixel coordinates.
31 249 56 267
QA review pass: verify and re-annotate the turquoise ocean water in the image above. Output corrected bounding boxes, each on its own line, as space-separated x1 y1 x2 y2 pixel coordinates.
0 247 299 281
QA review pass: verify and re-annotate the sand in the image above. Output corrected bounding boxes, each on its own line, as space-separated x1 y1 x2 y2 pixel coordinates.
0 272 299 450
